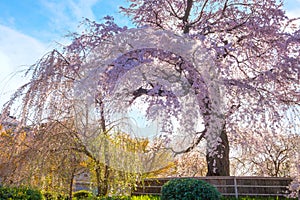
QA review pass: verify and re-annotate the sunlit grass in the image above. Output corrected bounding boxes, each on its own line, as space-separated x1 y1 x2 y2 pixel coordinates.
221 197 296 200
97 195 160 200
131 196 160 200
96 195 296 200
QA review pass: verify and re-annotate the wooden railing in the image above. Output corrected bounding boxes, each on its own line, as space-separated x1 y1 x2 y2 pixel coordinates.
132 176 294 198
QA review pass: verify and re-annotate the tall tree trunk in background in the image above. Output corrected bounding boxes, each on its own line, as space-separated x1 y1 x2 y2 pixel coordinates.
206 126 230 176
95 162 102 197
98 98 110 196
101 164 109 196
68 169 76 200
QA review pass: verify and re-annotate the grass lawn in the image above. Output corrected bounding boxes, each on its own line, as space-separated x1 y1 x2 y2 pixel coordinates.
94 195 297 200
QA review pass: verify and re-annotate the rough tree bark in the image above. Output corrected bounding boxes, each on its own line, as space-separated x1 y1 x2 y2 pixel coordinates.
206 126 230 176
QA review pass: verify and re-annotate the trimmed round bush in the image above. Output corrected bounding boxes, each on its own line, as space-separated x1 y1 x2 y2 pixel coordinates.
73 190 93 199
161 178 221 200
43 191 68 200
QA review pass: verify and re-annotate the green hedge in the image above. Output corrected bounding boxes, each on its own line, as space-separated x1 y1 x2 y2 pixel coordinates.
0 186 42 200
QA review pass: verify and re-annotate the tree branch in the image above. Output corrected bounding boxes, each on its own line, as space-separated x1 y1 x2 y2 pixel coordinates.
183 0 193 33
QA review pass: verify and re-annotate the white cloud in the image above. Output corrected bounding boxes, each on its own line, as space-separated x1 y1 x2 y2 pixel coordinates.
40 0 101 34
286 10 300 20
284 0 300 27
0 25 47 108
69 0 99 20
286 11 300 29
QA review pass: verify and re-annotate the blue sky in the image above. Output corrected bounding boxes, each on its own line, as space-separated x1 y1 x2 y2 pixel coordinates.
0 0 300 108
0 0 132 108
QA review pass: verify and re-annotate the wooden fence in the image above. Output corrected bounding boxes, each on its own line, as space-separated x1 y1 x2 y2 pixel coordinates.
132 176 294 198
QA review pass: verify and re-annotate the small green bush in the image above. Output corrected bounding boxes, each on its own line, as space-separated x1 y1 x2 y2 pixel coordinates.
0 186 42 200
43 191 55 200
43 191 68 200
73 190 93 199
131 195 160 200
161 178 221 200
98 196 130 200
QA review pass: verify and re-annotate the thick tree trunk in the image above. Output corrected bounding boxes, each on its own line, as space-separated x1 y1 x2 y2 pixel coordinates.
206 126 230 176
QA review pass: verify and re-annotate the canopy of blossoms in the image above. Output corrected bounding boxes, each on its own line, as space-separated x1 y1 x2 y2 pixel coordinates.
75 27 224 155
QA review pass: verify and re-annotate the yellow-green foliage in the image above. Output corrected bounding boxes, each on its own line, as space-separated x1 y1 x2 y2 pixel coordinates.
0 186 42 200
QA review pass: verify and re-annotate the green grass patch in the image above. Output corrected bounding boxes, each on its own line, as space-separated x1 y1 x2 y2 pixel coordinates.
97 196 159 200
131 196 160 200
79 195 296 200
221 197 296 200
101 196 296 200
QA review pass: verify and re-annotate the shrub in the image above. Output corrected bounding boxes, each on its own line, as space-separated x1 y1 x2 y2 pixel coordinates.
73 190 93 199
98 197 130 200
43 191 68 200
131 195 160 200
161 178 221 200
0 186 42 200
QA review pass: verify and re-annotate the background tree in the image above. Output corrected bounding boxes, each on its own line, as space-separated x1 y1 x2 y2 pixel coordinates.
174 149 207 177
0 117 86 198
0 95 171 197
230 129 300 177
0 17 127 196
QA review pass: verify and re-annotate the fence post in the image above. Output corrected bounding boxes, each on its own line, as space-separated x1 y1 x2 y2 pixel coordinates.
234 176 238 199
